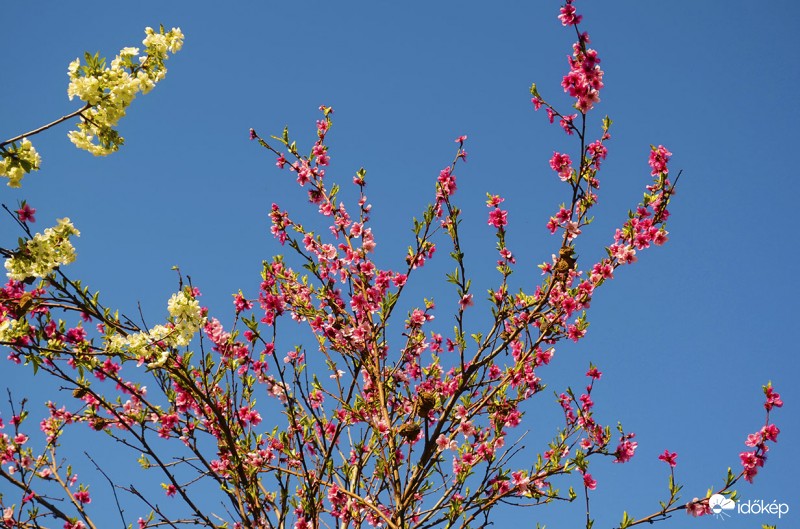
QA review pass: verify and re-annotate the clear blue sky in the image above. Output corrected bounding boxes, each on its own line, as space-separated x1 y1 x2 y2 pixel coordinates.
2 1 798 528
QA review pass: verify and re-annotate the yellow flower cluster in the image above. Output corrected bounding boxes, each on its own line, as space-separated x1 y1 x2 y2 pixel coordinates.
106 290 204 369
0 27 183 188
0 317 29 343
4 218 80 280
0 139 41 188
67 26 184 156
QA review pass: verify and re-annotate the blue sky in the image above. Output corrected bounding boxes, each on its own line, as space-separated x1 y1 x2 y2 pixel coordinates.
2 1 798 528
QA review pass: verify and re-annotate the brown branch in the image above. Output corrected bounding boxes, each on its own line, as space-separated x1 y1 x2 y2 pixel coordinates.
2 104 91 148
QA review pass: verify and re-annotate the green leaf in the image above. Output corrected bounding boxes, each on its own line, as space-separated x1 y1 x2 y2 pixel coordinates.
137 453 151 469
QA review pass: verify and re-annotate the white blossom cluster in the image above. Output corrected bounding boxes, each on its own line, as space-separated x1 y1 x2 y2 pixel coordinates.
0 139 41 188
4 218 80 280
67 26 184 156
107 290 204 369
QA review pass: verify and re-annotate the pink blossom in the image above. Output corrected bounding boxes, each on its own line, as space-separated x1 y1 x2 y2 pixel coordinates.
488 208 508 228
499 247 515 263
565 221 581 240
511 470 530 491
64 327 87 344
586 140 607 170
582 472 597 490
459 294 474 310
485 194 504 207
586 366 602 379
612 244 637 264
233 292 252 314
566 323 585 342
238 406 262 426
613 439 637 463
761 423 780 442
437 167 457 197
648 145 672 176
73 489 91 504
652 229 669 246
376 419 389 436
559 113 577 135
558 1 583 26
16 203 36 223
549 152 572 181
686 498 710 517
436 434 455 452
658 449 678 468
744 432 761 447
764 385 783 411
739 450 766 483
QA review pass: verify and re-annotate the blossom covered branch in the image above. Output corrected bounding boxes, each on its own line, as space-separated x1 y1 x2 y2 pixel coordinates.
0 26 183 188
0 3 781 529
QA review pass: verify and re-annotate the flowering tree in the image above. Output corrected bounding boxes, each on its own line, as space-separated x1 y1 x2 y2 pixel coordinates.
0 2 782 529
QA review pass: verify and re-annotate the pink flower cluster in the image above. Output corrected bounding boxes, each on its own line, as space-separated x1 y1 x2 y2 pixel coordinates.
549 152 573 182
558 0 582 26
648 145 672 176
562 36 603 112
604 149 673 268
486 194 508 229
740 384 782 483
613 434 638 464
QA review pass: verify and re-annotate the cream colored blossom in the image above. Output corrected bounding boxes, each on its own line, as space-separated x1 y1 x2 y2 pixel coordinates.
106 289 204 369
0 318 29 343
0 138 41 187
167 291 204 347
68 58 80 76
67 26 184 156
4 218 80 280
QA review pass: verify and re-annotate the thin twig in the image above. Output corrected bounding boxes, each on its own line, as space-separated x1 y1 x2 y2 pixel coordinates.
85 451 128 528
1 103 91 147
